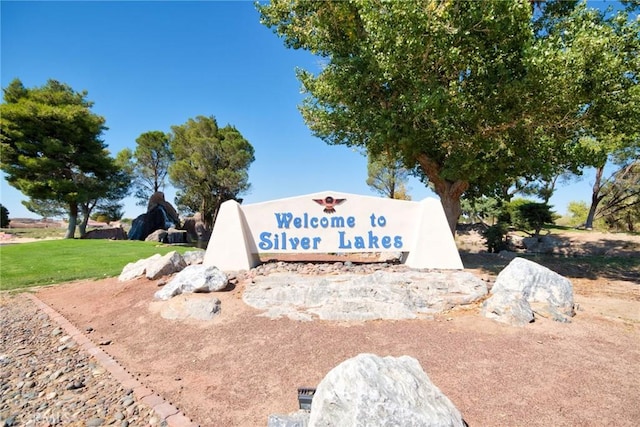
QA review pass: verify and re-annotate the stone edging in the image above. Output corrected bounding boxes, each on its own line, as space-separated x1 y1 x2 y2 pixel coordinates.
24 293 199 427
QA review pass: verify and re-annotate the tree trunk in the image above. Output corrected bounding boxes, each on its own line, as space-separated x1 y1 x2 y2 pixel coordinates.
417 154 469 236
439 190 464 235
584 165 605 229
78 209 89 238
65 202 78 238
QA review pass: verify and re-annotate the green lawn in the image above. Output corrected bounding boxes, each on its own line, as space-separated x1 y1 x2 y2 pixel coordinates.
0 239 196 291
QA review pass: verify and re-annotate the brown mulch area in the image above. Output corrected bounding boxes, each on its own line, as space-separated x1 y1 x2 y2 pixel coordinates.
32 253 640 427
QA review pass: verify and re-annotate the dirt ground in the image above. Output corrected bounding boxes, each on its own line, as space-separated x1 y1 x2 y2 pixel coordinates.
29 230 640 426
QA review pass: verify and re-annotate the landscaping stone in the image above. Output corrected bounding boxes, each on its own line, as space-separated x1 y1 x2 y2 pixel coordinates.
243 270 487 321
308 353 466 426
145 251 186 280
154 265 228 300
481 257 575 325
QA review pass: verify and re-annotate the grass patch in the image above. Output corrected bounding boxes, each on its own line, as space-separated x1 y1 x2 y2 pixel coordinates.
0 239 196 291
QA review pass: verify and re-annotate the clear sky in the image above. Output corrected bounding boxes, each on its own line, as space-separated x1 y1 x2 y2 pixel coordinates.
1 1 607 220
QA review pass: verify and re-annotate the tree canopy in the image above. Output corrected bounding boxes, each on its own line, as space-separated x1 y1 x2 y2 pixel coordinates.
127 130 174 206
259 0 591 234
544 2 640 228
168 115 255 229
0 78 124 238
259 0 584 232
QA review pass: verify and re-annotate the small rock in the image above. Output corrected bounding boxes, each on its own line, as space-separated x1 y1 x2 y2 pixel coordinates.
86 418 104 427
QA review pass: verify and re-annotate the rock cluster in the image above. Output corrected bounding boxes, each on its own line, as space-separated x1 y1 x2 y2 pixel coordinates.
0 296 161 427
243 267 488 321
118 250 204 282
128 192 181 241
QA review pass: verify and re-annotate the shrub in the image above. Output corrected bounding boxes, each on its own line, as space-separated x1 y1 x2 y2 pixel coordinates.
482 223 509 253
499 199 554 238
513 202 554 237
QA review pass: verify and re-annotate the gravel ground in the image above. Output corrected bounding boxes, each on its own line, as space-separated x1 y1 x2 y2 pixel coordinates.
0 294 163 427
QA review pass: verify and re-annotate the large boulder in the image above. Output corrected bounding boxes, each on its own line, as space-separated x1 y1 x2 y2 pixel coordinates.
182 212 211 247
481 291 534 326
147 191 180 226
244 270 487 321
129 192 181 241
154 264 228 300
308 353 465 427
482 257 575 325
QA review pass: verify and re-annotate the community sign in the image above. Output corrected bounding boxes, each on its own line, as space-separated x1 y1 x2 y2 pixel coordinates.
203 191 463 271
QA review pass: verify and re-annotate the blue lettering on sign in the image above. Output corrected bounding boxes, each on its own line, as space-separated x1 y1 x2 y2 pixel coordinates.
263 212 403 252
260 231 322 250
338 231 404 250
274 212 356 229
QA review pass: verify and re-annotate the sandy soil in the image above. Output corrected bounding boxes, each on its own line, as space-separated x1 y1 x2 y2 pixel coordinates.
30 229 639 427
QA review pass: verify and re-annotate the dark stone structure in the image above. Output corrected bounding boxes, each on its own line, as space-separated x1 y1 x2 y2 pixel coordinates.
82 227 127 240
129 192 181 241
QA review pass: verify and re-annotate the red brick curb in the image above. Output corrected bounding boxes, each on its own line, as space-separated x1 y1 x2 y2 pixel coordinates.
25 293 200 427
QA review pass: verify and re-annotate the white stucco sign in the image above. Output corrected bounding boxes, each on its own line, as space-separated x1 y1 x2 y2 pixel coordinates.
203 191 463 271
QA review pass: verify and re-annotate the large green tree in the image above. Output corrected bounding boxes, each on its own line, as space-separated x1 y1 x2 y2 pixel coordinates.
127 131 174 206
0 79 122 238
258 0 580 234
168 115 255 229
548 3 640 229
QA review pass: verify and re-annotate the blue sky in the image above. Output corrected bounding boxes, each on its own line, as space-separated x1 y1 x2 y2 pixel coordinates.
1 1 606 220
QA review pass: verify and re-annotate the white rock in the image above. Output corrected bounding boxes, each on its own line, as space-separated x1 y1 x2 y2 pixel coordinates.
118 254 162 281
482 257 574 325
244 270 487 321
309 353 465 427
182 250 205 265
154 264 228 300
146 251 186 280
481 291 534 326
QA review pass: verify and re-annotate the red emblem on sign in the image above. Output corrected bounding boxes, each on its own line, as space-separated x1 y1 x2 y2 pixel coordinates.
313 196 346 214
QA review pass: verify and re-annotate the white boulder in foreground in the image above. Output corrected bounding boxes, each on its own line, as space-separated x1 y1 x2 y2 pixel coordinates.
309 353 465 427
